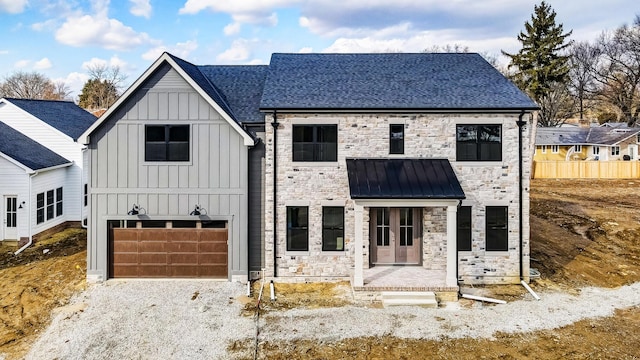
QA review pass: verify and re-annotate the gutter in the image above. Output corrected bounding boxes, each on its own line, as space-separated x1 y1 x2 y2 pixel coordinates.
271 111 279 278
15 172 37 255
516 111 527 280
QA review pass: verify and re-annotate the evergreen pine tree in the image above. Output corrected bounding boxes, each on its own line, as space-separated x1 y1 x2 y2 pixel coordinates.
503 1 573 103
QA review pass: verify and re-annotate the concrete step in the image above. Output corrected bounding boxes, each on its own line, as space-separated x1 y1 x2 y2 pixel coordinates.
381 291 438 308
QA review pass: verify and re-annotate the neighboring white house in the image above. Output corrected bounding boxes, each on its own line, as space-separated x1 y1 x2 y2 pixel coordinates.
0 98 97 246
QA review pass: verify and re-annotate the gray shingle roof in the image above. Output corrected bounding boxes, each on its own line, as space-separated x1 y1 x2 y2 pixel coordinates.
346 158 465 199
198 65 268 123
536 127 640 145
6 98 97 140
260 53 538 111
166 54 239 121
0 122 71 171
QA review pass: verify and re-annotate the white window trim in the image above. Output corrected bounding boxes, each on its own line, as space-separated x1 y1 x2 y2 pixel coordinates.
541 145 547 154
551 145 559 153
611 146 620 156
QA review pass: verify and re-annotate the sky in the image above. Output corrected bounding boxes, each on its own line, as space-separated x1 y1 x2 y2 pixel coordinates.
0 0 638 99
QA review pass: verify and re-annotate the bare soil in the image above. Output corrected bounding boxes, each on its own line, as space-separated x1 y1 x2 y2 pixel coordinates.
0 228 86 360
2 179 640 359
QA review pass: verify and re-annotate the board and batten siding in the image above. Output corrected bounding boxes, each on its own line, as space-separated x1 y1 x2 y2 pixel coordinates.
87 64 250 282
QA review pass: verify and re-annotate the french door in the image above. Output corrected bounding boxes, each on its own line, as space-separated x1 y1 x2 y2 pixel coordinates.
370 208 421 265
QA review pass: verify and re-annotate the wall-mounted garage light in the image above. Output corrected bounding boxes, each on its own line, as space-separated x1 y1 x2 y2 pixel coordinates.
190 205 201 216
128 204 140 215
18 201 25 209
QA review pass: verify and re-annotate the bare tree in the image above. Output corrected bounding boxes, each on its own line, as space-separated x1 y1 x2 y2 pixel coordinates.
537 81 576 127
78 64 127 110
0 71 70 100
592 18 640 126
568 41 599 120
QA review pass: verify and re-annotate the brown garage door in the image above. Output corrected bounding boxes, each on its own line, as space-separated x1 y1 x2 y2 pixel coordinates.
110 224 228 278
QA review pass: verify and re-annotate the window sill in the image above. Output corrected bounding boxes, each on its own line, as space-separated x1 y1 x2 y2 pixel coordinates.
484 251 510 256
320 250 347 255
453 161 504 167
143 161 193 166
291 161 339 167
285 251 310 257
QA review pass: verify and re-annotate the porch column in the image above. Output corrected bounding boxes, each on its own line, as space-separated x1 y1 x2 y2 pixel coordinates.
353 203 364 286
446 205 458 287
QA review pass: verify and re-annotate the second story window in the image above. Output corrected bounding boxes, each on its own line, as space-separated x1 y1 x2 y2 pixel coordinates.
145 125 190 162
456 125 502 161
292 125 337 162
389 124 404 154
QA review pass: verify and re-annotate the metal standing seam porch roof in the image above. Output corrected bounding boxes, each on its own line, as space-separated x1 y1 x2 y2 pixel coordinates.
346 158 466 200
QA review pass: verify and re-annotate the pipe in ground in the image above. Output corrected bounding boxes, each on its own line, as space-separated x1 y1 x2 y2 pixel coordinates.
521 280 541 301
461 293 507 304
269 280 276 301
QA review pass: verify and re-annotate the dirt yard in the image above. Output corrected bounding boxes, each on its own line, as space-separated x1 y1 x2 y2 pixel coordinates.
2 179 640 359
0 228 86 359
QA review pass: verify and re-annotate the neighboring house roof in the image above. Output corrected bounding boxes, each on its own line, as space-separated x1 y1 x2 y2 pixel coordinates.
536 127 640 146
0 121 71 171
346 158 465 199
198 65 269 123
4 98 97 141
260 53 539 111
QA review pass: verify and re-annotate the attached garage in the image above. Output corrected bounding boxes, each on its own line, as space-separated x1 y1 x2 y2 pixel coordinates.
108 220 228 278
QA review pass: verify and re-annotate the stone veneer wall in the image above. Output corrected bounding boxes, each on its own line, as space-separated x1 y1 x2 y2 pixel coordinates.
264 112 532 284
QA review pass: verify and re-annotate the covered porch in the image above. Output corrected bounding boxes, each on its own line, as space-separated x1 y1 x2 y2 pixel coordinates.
346 158 466 290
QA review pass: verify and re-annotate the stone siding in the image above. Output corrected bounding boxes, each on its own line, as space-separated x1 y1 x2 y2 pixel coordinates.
265 113 532 285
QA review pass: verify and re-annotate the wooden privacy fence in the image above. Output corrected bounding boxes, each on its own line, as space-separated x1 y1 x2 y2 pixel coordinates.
532 161 640 179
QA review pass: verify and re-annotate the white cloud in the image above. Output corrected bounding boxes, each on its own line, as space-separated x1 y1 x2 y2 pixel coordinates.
298 47 313 53
34 58 53 70
81 56 132 73
57 72 90 99
0 0 28 13
142 40 199 61
31 19 58 32
55 3 152 51
216 38 259 63
14 59 30 69
130 0 152 18
223 22 242 36
179 0 288 26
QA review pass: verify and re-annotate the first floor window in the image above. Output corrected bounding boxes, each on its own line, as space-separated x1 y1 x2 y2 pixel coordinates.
322 207 344 251
36 193 45 224
486 206 508 251
456 124 502 161
541 145 547 154
457 206 472 251
292 125 337 162
574 145 582 152
551 145 559 153
55 187 63 216
389 124 404 154
84 184 88 206
593 146 600 155
611 146 620 156
287 206 309 251
46 190 55 220
145 125 190 162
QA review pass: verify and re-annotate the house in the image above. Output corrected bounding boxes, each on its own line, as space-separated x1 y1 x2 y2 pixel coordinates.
535 126 640 161
0 98 97 248
261 53 538 288
80 52 538 289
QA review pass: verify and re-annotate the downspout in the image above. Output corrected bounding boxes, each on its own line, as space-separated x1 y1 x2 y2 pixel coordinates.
271 111 279 278
81 147 88 229
15 172 36 255
516 111 527 281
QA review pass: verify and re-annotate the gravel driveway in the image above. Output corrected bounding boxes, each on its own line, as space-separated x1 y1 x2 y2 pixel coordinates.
26 281 640 359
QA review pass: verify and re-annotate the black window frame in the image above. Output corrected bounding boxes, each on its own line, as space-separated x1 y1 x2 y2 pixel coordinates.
389 124 405 154
322 206 344 251
36 192 45 224
292 124 338 162
55 187 63 217
145 124 190 162
46 190 55 220
84 184 88 206
286 206 309 251
456 124 502 161
486 206 508 251
457 206 472 251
